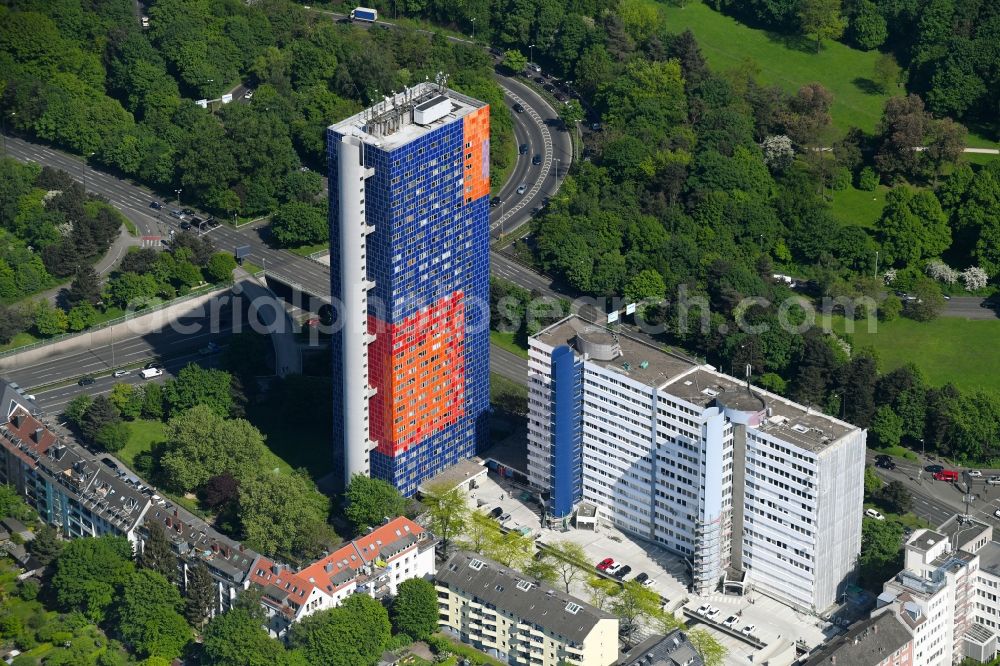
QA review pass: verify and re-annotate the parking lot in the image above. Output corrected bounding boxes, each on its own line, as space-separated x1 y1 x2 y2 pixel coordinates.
467 471 837 665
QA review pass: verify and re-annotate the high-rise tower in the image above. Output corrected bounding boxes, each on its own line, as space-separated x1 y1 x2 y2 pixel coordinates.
328 81 490 496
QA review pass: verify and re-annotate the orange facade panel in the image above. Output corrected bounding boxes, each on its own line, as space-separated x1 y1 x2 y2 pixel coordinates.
462 105 491 202
368 292 466 457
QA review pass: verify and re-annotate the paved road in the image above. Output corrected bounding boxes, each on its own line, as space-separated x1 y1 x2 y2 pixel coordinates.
867 451 1000 529
943 296 997 319
491 346 529 384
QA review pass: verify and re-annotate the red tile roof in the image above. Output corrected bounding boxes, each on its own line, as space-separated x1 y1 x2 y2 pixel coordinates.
249 517 426 618
0 407 56 466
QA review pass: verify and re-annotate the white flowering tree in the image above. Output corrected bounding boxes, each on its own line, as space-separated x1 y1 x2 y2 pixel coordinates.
761 135 795 172
883 268 897 285
926 260 959 284
961 266 989 291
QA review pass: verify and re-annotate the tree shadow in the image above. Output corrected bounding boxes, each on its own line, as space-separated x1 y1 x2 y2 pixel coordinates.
763 29 816 54
852 77 884 95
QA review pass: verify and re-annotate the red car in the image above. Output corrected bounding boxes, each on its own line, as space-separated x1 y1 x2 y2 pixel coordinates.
596 558 614 571
934 470 959 482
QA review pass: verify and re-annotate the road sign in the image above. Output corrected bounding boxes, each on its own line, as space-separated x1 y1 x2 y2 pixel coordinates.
625 302 637 315
235 245 251 259
607 311 619 324
221 93 233 104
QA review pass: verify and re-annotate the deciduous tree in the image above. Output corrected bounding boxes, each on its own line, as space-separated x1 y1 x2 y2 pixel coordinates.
203 608 292 666
51 536 135 623
797 0 846 52
116 569 191 659
423 482 469 556
391 578 438 641
289 595 390 666
344 475 408 533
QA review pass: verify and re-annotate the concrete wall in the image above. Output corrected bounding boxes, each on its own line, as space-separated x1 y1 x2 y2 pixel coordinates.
0 286 231 373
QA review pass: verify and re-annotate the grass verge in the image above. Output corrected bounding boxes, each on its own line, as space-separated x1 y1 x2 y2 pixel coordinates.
490 330 529 358
288 242 329 257
873 445 919 462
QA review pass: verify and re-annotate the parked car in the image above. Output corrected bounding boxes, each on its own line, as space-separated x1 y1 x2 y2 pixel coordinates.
696 603 711 615
534 76 544 84
995 509 1000 520
988 476 1000 486
705 607 721 619
140 368 163 379
934 470 959 482
596 558 614 571
516 183 527 195
100 457 119 471
641 578 655 588
967 470 983 478
169 209 184 219
925 464 945 474
633 573 649 584
149 201 161 210
742 624 756 636
244 90 254 100
490 506 503 519
519 143 529 155
722 614 739 628
490 197 502 208
532 154 542 165
144 362 163 370
865 508 885 521
113 369 131 378
605 563 623 575
181 208 195 216
614 565 632 579
499 513 511 522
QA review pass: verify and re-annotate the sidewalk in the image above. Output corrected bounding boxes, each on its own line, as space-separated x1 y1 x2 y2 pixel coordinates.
35 228 141 306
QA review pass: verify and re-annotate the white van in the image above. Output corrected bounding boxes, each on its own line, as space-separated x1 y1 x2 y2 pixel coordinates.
140 368 163 379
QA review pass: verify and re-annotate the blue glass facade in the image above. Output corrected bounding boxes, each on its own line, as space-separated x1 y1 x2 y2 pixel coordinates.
549 345 583 517
329 108 490 497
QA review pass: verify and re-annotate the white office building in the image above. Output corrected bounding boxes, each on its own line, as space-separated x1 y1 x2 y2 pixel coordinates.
527 316 866 613
877 516 999 665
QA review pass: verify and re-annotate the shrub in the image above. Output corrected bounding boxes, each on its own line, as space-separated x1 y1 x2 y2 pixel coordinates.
858 166 879 191
832 167 852 191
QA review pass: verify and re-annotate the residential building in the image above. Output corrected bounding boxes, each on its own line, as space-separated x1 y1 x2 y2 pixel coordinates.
803 612 913 666
526 316 866 613
0 401 150 542
137 505 262 618
249 516 436 637
436 551 619 666
876 517 999 665
328 79 491 496
616 630 704 666
0 378 264 614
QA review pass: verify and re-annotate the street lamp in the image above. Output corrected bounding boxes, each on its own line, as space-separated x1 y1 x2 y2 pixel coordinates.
175 188 183 205
920 438 925 458
471 17 476 40
529 44 535 66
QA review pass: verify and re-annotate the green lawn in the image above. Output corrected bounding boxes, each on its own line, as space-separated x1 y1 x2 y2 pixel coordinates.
829 184 888 229
838 316 1000 394
118 418 168 469
655 1 999 149
490 330 529 358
